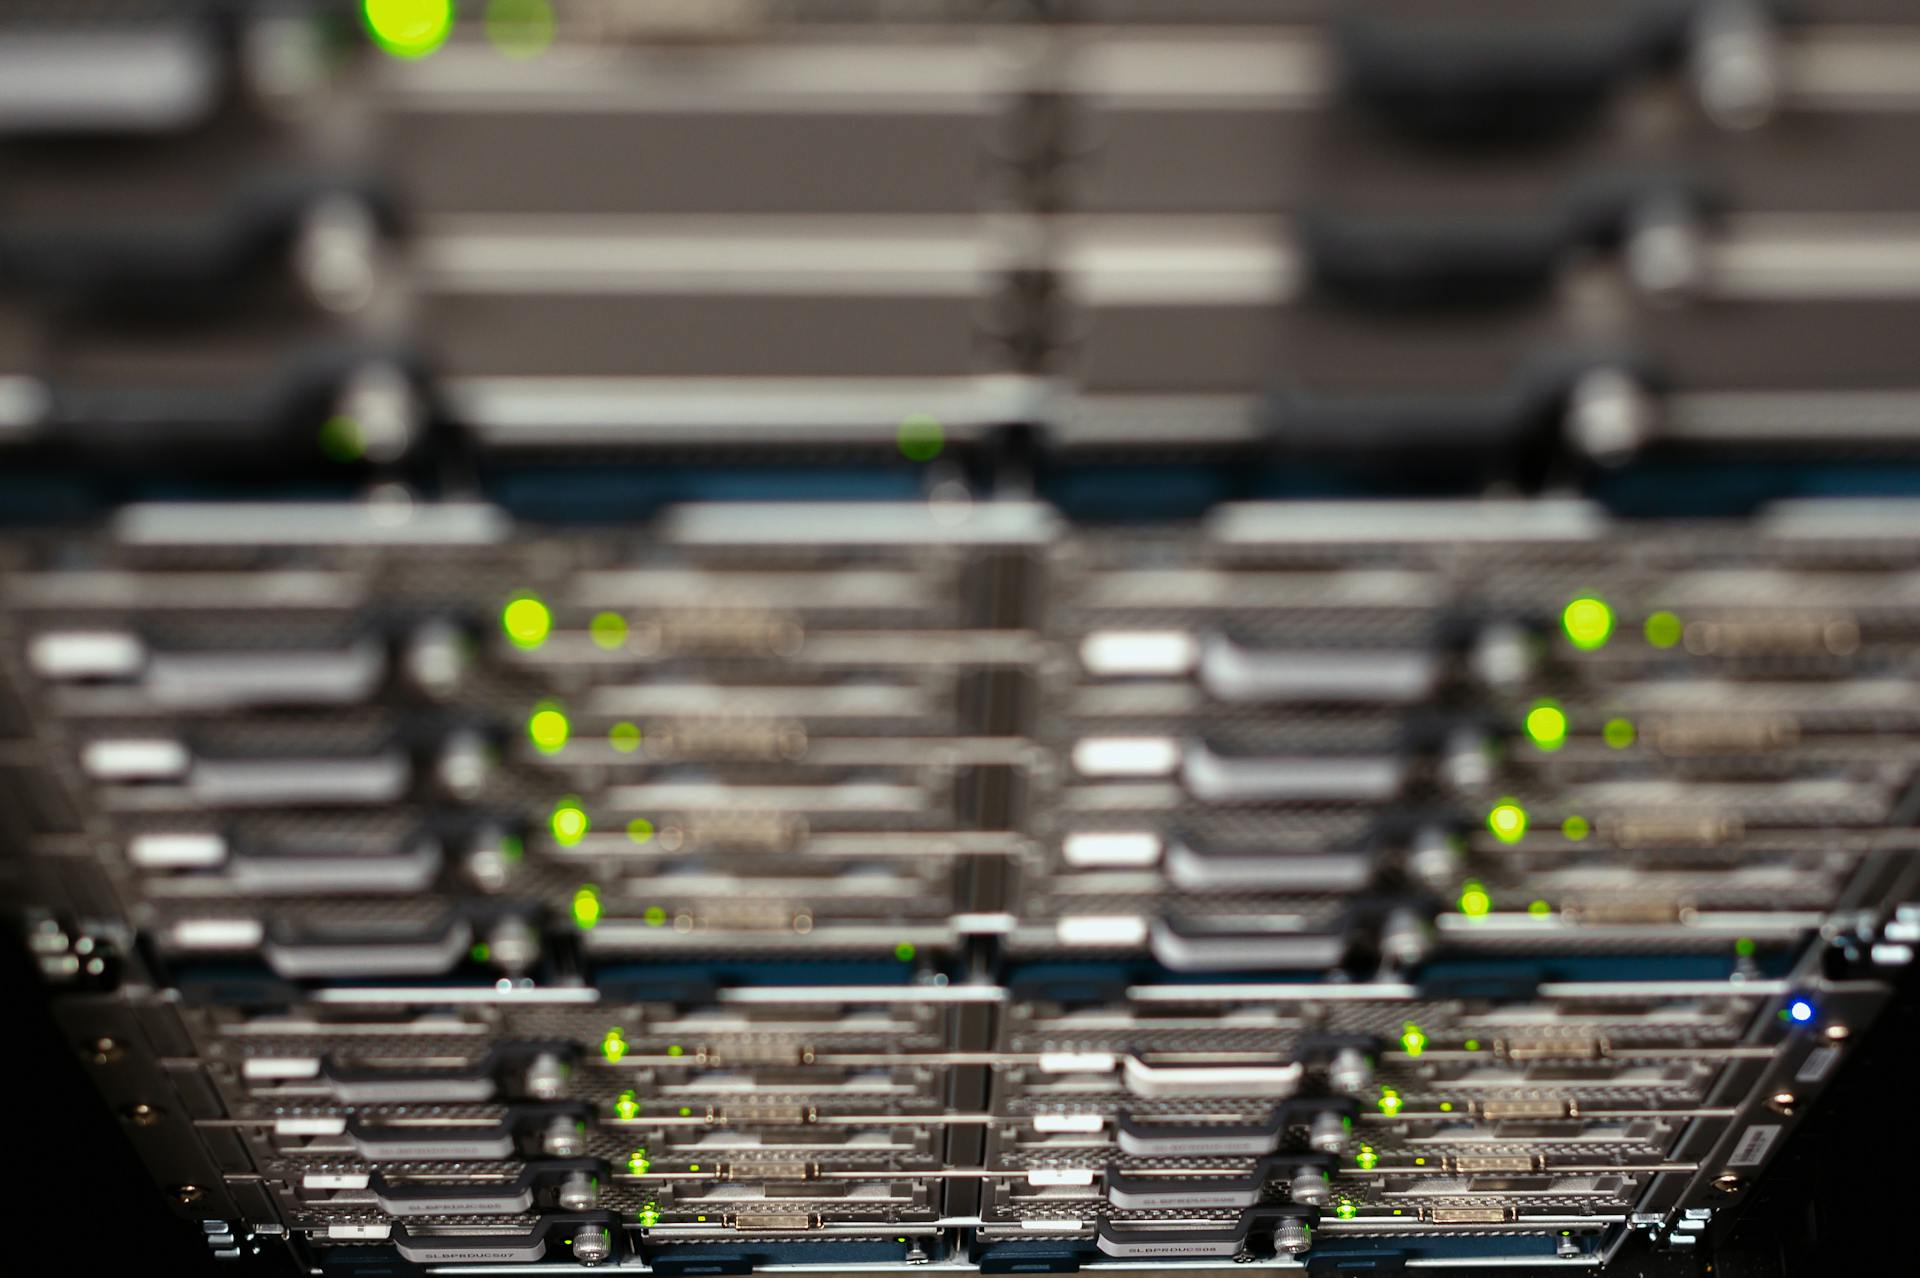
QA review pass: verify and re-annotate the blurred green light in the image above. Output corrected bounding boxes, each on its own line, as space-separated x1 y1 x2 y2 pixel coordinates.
469 941 490 962
628 817 655 844
1645 610 1683 648
894 941 917 962
602 1027 627 1063
1335 1199 1360 1220
627 1151 651 1175
1354 1145 1378 1171
1524 701 1568 751
572 883 602 929
1400 1023 1427 1057
667 1044 684 1058
590 611 628 651
318 414 365 462
1735 936 1757 958
615 1090 641 1120
644 905 667 927
609 721 642 753
1377 1088 1403 1116
1603 717 1636 749
1458 880 1492 917
552 799 589 846
1464 1039 1480 1051
1528 899 1552 918
363 0 453 59
1487 801 1528 844
1562 597 1614 650
502 594 552 650
529 701 570 753
637 1204 660 1228
897 414 943 462
1562 814 1591 841
484 0 555 58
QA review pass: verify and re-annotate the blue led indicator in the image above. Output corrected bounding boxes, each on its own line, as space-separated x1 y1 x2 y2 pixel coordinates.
1788 999 1815 1024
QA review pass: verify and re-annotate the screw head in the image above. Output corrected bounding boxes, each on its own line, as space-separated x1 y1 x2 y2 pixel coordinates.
88 1036 124 1065
1711 1173 1745 1195
124 1103 164 1127
171 1184 205 1205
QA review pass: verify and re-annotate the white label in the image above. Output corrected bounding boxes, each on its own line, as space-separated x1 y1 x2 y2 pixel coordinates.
275 1117 347 1136
1079 631 1197 677
1061 832 1162 868
129 832 227 869
303 1172 370 1190
29 631 145 679
1794 1047 1840 1083
82 738 189 780
1726 1124 1782 1168
1033 1113 1105 1133
244 1056 321 1080
1027 1168 1097 1186
1056 916 1149 947
1039 1051 1117 1074
171 918 265 949
1072 736 1180 777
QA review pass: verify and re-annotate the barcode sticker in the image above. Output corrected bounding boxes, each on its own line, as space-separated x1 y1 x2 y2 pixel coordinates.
1795 1047 1840 1083
1726 1124 1782 1168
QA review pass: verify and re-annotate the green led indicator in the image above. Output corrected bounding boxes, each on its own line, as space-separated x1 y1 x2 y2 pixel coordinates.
644 905 667 927
1377 1088 1403 1116
1644 610 1683 649
590 611 628 651
1400 1023 1427 1057
1458 880 1492 918
502 594 552 650
1438 1101 1453 1113
1524 701 1568 751
529 700 570 753
689 1163 701 1173
615 1091 641 1120
572 883 602 930
667 1044 685 1058
610 721 642 753
318 414 365 463
1335 1199 1359 1220
1562 596 1615 650
602 1028 628 1063
1735 936 1757 958
678 1106 692 1117
552 799 590 847
637 1204 660 1228
628 817 655 845
894 941 918 962
469 941 490 962
627 1151 651 1174
1562 814 1591 841
1354 1145 1378 1171
501 833 525 861
1603 717 1636 749
1528 899 1552 918
1487 801 1528 844
363 0 453 59
897 414 944 462
1464 1039 1480 1051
